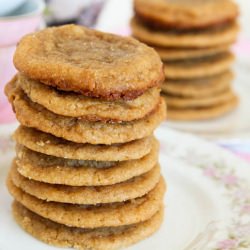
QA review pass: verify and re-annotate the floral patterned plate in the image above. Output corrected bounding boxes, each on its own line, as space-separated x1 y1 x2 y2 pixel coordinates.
0 125 249 250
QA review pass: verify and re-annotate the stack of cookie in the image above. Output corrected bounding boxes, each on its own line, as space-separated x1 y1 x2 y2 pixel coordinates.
131 0 239 120
5 25 166 249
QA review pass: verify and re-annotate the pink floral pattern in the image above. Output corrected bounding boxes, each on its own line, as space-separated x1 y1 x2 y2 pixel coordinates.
161 138 250 250
217 239 238 250
203 165 250 249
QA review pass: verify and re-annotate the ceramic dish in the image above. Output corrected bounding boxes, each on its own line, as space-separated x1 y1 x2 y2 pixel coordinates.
0 0 45 46
0 0 26 16
0 0 45 125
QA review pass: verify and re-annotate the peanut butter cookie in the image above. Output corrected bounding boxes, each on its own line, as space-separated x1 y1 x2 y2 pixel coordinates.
163 52 234 79
155 45 230 61
162 71 233 97
131 17 239 48
165 95 238 120
13 126 153 162
14 24 163 100
164 88 235 108
8 177 165 228
17 74 160 122
6 83 166 144
15 139 159 186
10 162 161 204
12 201 164 250
134 0 238 30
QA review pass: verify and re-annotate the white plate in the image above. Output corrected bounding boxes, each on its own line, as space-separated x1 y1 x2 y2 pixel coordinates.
0 125 250 250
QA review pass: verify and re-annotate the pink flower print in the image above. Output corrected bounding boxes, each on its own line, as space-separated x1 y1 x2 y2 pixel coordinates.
236 223 250 237
203 167 218 178
222 174 238 186
241 204 250 214
234 188 250 201
217 239 238 250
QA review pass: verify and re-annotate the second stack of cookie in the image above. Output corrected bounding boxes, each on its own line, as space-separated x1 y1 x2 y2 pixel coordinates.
131 0 240 121
5 25 166 250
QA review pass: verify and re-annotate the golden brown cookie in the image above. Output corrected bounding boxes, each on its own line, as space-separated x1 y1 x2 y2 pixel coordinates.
7 177 165 228
6 83 166 144
165 95 239 120
12 201 164 250
10 161 160 204
161 71 233 97
164 88 235 108
164 52 234 79
131 17 239 48
15 139 159 186
134 0 238 30
155 45 230 61
13 126 153 162
17 74 160 122
14 24 164 100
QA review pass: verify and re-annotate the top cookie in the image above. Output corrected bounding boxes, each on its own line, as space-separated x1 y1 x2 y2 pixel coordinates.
134 0 238 30
14 25 163 100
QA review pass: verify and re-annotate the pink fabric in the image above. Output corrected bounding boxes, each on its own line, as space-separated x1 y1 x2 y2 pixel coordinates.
0 15 42 47
233 36 250 57
0 14 42 124
0 46 16 123
234 152 250 163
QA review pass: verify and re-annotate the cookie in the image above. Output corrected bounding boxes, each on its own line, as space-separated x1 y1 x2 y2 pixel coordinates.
12 201 164 250
11 161 160 204
14 24 164 100
164 88 235 108
161 71 233 97
6 84 166 144
17 74 160 122
134 0 238 30
166 95 239 120
15 139 158 186
155 45 230 61
13 126 153 162
7 177 165 228
164 52 234 79
131 17 239 48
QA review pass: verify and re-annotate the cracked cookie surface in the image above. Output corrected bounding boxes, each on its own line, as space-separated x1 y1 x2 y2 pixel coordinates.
14 24 163 100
